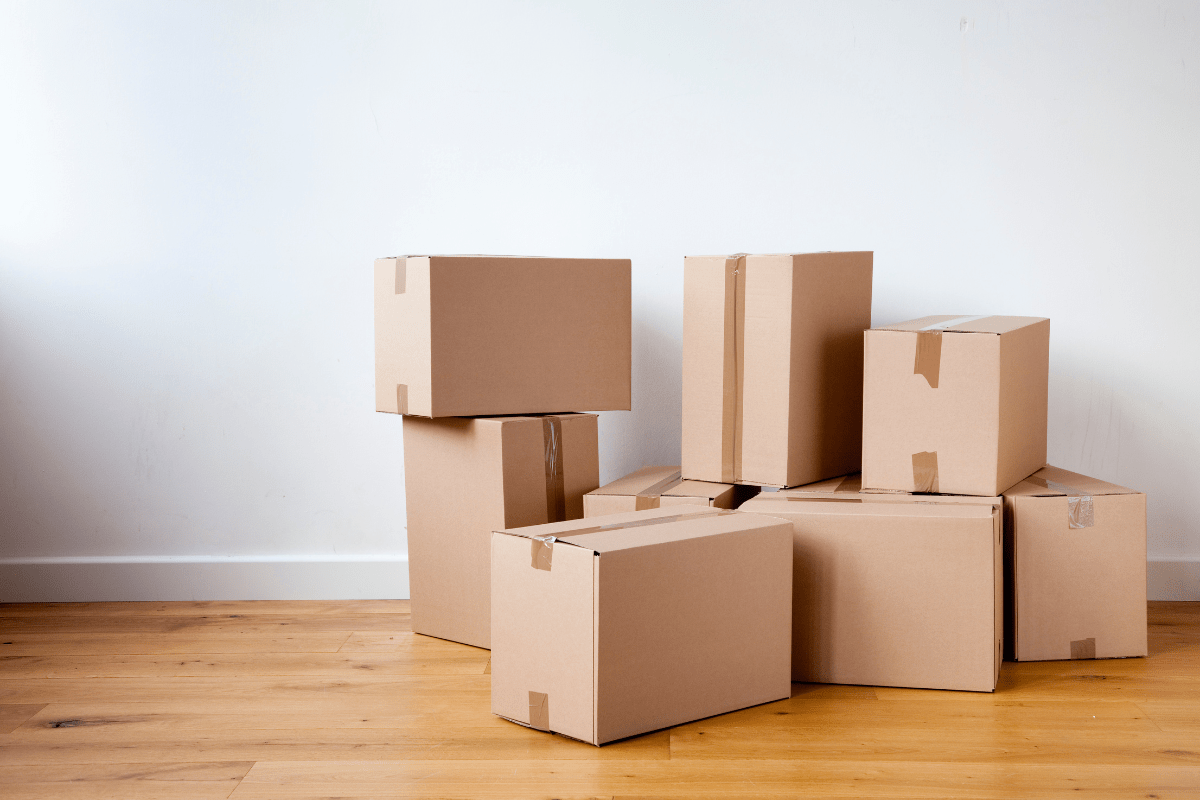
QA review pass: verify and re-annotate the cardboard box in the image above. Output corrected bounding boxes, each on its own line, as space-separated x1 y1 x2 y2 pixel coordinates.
861 315 1050 497
404 413 599 649
491 506 793 745
582 465 758 517
1002 465 1147 662
375 255 631 417
740 493 1002 691
681 252 873 488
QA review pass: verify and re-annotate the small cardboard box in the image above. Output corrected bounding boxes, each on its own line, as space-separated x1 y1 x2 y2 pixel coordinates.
862 315 1050 497
682 252 873 488
404 413 599 649
740 494 1002 691
582 466 758 517
375 255 631 417
1002 465 1147 662
491 506 793 745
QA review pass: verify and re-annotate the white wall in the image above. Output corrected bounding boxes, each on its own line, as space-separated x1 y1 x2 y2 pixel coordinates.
1 1 1197 601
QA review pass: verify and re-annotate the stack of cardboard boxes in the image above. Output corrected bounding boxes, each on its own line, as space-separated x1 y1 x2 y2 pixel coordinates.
376 251 1148 746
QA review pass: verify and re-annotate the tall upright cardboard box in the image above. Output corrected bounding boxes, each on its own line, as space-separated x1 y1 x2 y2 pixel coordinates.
1003 466 1147 661
740 494 1003 692
375 255 631 417
582 465 757 517
861 315 1049 497
404 413 599 649
491 506 793 745
681 252 873 488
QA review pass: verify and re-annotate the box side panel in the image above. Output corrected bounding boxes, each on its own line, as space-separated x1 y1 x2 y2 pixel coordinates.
594 526 793 744
1012 493 1148 661
782 251 873 487
375 257 432 416
997 320 1050 494
861 330 1002 496
402 417 505 648
681 256 735 483
491 535 596 743
427 258 630 417
502 418 555 530
782 509 998 691
559 415 600 521
584 494 647 518
738 255 794 486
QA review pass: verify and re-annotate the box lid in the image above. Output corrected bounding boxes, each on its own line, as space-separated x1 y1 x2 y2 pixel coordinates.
1003 465 1139 498
496 506 785 554
743 495 998 521
874 315 1048 335
662 479 732 502
587 466 682 497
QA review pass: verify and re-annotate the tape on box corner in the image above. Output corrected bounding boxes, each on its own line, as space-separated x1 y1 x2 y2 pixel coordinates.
911 451 939 493
394 258 406 294
528 691 549 731
1025 475 1096 529
636 470 683 500
720 254 748 484
395 384 408 415
542 417 566 523
913 330 942 388
530 535 555 571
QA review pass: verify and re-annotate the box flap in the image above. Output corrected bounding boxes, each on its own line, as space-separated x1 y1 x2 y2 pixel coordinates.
587 466 682 497
1003 465 1139 498
662 479 732 502
875 315 1048 335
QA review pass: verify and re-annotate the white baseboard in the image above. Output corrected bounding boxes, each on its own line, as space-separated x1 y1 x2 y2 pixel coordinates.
0 555 409 602
1148 557 1200 601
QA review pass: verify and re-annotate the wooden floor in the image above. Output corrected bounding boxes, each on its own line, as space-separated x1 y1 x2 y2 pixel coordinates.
0 602 1197 799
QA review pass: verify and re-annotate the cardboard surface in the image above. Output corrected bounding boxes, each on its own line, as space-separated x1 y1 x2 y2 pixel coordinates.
491 506 793 745
375 255 631 417
681 252 873 488
582 466 753 517
404 413 599 649
782 473 1003 507
740 495 1003 692
1002 466 1147 662
861 315 1049 496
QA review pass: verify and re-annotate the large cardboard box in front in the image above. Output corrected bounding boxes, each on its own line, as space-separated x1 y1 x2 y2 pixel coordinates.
681 252 873 488
1003 466 1147 662
582 465 757 517
404 413 599 649
862 315 1050 497
741 494 1002 691
375 255 631 417
491 507 793 745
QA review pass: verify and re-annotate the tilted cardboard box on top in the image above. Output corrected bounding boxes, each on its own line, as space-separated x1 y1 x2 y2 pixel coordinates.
1003 465 1147 662
681 252 873 488
375 255 631 417
582 465 758 517
404 413 599 649
491 506 793 745
740 494 1002 692
861 315 1050 497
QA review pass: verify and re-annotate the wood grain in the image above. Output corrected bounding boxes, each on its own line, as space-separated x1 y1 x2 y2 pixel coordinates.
0 599 1195 798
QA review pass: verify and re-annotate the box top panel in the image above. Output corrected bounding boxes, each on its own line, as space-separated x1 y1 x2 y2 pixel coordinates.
464 412 598 426
387 254 631 264
742 496 998 520
1003 465 1139 498
873 315 1048 335
663 479 731 501
780 474 1001 506
588 466 681 497
684 251 872 261
496 506 788 554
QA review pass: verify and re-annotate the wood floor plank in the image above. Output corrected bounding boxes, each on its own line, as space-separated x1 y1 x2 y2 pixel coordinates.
0 631 352 656
229 759 1200 799
0 614 412 635
0 600 409 617
0 705 47 734
0 761 251 800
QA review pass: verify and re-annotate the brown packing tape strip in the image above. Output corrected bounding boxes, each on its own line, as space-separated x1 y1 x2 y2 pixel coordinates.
557 507 738 538
636 470 683 499
720 254 748 484
1024 475 1096 529
528 691 549 731
394 258 406 294
530 536 555 571
542 417 566 524
395 384 408 415
912 451 939 493
1070 637 1096 659
913 330 942 388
